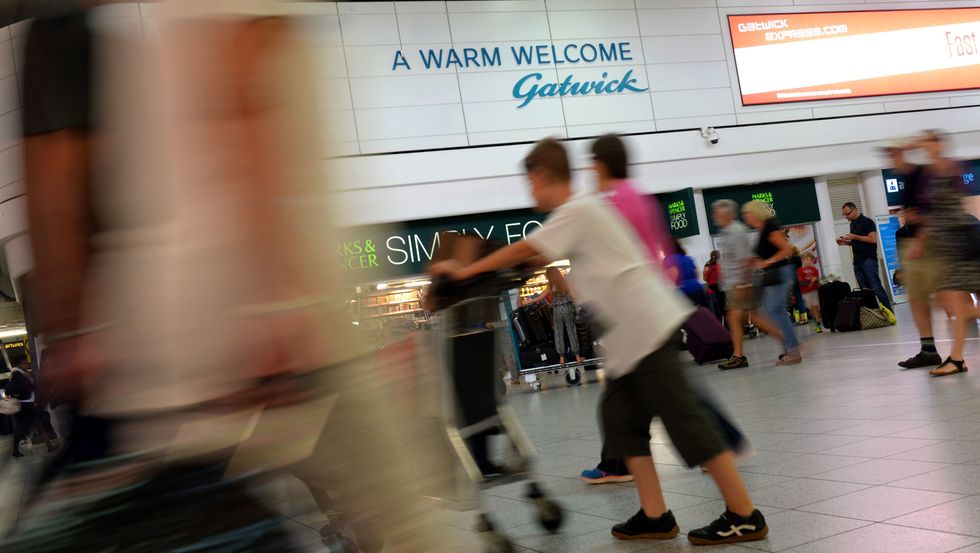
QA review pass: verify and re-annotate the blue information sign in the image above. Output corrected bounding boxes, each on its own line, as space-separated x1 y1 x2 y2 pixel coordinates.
875 215 907 305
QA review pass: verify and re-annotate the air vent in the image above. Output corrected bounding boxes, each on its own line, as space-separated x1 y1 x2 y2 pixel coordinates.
828 176 862 221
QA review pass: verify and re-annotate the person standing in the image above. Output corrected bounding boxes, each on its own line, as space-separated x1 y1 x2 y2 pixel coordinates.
742 201 802 365
431 138 769 545
713 200 756 370
546 267 586 369
667 239 708 307
839 202 892 311
704 250 724 320
6 356 56 458
797 253 823 333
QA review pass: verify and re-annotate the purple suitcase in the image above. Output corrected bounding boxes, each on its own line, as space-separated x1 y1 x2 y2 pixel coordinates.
683 307 734 364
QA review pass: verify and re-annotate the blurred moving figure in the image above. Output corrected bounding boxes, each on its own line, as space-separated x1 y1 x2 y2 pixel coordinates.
8 2 447 551
713 200 757 370
886 141 945 370
742 201 802 366
908 131 980 377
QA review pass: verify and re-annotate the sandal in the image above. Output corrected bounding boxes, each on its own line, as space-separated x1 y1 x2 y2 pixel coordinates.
929 358 969 377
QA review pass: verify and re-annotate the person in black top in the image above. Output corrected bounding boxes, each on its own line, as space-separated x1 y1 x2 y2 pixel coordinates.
742 201 801 365
839 202 892 311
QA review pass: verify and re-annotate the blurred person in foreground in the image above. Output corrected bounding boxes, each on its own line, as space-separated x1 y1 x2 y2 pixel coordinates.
742 201 802 366
434 138 769 545
907 131 980 377
712 200 757 370
580 134 747 485
7 2 446 551
887 139 945 370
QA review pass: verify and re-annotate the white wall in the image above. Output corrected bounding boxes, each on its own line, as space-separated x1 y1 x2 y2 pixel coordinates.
2 1 980 264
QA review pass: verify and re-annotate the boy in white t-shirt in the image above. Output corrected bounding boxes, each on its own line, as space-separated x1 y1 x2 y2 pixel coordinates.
431 139 768 545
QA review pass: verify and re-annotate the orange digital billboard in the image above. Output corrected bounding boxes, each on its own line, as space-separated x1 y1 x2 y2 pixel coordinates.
728 8 980 105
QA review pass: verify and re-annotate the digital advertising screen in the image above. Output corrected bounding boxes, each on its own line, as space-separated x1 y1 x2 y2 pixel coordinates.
728 8 980 105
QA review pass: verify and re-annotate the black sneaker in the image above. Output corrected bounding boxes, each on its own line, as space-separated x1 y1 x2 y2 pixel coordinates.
611 509 679 540
718 356 748 370
688 509 767 545
898 351 943 369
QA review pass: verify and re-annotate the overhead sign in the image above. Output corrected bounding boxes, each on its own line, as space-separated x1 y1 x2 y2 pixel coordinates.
702 178 820 235
390 41 648 108
337 209 546 282
729 8 980 105
882 159 980 207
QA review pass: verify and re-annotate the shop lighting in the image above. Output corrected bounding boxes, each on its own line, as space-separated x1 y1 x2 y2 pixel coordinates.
376 282 389 291
0 328 27 339
404 280 431 288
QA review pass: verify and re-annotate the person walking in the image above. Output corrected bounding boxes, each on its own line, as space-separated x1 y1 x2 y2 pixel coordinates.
887 140 943 369
580 135 748 485
713 200 757 370
431 138 769 546
909 131 980 376
839 202 892 311
742 201 802 365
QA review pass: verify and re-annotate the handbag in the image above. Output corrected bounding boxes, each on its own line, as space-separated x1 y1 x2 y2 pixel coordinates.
860 307 891 330
759 266 783 287
880 305 898 325
0 397 21 415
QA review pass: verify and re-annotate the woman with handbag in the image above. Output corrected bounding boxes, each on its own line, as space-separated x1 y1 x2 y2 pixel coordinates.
742 201 802 366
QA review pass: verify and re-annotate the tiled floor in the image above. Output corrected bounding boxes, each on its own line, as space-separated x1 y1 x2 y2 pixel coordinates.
2 303 980 552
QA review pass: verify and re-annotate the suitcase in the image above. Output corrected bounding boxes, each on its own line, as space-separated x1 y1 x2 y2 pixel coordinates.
818 281 851 332
683 307 734 364
519 345 561 368
846 289 879 310
835 298 864 332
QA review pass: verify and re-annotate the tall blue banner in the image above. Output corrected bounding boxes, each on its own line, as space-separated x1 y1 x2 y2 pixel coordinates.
875 215 907 305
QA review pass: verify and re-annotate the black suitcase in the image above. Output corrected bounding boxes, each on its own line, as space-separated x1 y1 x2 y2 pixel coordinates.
818 282 851 332
846 289 879 310
519 345 561 368
835 298 864 332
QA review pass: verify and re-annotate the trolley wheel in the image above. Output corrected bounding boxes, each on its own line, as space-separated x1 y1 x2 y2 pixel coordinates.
537 499 564 533
564 368 581 387
322 532 359 553
530 380 543 392
483 532 515 553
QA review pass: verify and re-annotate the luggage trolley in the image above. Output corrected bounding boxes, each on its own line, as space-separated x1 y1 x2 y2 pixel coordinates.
438 291 564 553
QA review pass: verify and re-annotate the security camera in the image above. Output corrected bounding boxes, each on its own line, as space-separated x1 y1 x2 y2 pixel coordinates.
700 127 719 145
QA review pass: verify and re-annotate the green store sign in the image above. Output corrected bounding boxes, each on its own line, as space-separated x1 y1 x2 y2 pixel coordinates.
702 178 820 235
337 188 701 282
658 187 699 239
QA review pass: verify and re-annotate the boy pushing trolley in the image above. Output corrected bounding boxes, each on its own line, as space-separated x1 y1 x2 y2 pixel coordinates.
430 139 768 546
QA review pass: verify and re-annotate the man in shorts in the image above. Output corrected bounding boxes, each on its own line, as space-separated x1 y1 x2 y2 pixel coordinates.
431 138 768 545
713 200 758 370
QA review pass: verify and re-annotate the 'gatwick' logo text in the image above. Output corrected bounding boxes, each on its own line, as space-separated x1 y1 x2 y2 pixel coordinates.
513 70 648 108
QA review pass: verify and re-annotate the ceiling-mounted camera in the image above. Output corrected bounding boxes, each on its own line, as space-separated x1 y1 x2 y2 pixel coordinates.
700 127 720 145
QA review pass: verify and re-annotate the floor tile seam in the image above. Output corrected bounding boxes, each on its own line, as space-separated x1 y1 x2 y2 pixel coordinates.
739 519 877 553
750 484 876 510
799 464 963 486
866 521 980 542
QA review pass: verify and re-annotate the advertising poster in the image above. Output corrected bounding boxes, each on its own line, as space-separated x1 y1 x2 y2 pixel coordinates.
787 224 820 271
875 214 908 304
729 8 980 105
